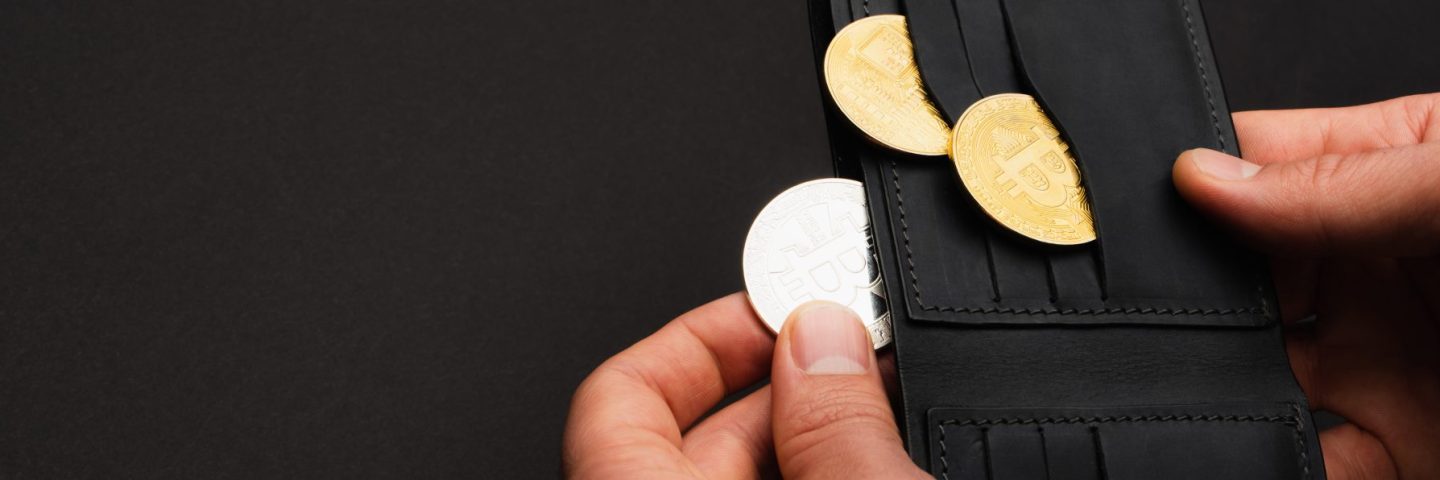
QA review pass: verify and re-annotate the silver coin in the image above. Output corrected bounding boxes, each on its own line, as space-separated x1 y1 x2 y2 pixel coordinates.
742 178 892 349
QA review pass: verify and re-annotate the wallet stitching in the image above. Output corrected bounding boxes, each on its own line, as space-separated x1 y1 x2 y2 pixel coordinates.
936 412 1310 480
1290 404 1313 479
1181 0 1226 152
889 161 1266 317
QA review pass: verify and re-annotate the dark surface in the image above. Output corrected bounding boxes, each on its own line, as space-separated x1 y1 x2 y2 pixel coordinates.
0 1 1435 478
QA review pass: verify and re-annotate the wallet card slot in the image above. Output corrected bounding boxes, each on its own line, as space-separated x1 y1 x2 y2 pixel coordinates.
986 228 1051 302
951 0 1021 97
824 0 1271 327
906 0 1022 121
905 0 982 122
984 425 1049 479
929 404 1317 480
883 159 998 307
1049 248 1104 304
1000 0 1271 321
888 0 1112 321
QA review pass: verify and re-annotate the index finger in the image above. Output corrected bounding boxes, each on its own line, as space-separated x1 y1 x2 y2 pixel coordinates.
565 293 775 457
1233 93 1439 164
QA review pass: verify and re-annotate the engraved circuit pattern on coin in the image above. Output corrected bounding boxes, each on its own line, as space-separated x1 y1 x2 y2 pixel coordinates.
742 179 892 349
823 15 950 156
950 94 1096 245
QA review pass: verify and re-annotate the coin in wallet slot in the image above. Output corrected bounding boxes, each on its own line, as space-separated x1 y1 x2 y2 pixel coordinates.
824 15 950 157
950 93 1096 245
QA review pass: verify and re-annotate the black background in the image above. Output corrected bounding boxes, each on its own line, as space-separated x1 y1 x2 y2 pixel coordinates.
2 1 1437 478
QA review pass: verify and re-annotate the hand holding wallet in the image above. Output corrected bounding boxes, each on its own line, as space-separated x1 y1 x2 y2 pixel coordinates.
1171 99 1440 480
559 0 1440 477
561 98 1440 480
561 94 1440 478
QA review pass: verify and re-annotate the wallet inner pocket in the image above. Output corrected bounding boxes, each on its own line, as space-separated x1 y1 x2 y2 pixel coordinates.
875 0 1273 327
927 403 1315 480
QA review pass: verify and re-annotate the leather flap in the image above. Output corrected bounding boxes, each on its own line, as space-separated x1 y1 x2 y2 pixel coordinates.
872 0 1275 327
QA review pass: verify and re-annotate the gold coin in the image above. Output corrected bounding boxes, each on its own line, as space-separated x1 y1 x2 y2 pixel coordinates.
950 94 1096 245
823 15 950 156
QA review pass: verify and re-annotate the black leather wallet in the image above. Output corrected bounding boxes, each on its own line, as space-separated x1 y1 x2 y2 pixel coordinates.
806 0 1327 478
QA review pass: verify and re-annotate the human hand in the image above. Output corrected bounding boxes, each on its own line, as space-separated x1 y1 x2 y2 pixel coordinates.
565 94 1440 480
562 295 926 479
1173 94 1440 479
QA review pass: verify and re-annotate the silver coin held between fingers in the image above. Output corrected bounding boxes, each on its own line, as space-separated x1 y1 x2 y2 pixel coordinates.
742 178 892 349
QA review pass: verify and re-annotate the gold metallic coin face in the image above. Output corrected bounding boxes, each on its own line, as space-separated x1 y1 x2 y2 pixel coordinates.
950 94 1096 245
823 15 950 156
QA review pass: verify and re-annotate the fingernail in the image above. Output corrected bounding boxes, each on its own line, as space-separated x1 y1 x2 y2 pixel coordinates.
1186 148 1261 180
789 302 870 375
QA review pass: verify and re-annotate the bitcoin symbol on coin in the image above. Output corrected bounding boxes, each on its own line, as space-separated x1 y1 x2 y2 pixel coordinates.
742 179 893 349
823 17 1095 245
951 94 1096 245
993 124 1079 209
773 205 870 307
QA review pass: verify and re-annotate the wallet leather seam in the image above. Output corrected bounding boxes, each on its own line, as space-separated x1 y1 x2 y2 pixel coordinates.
1180 0 1227 151
890 160 1266 317
934 409 1311 480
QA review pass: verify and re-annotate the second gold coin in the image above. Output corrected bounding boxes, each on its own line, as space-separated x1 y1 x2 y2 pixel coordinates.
950 94 1095 245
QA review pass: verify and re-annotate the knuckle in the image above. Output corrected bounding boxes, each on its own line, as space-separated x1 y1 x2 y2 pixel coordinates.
1300 153 1347 192
572 361 642 409
1309 154 1356 246
1397 93 1440 139
793 385 894 432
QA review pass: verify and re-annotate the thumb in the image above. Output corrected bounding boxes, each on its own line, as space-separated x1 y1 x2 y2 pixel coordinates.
770 302 927 480
1173 144 1440 256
